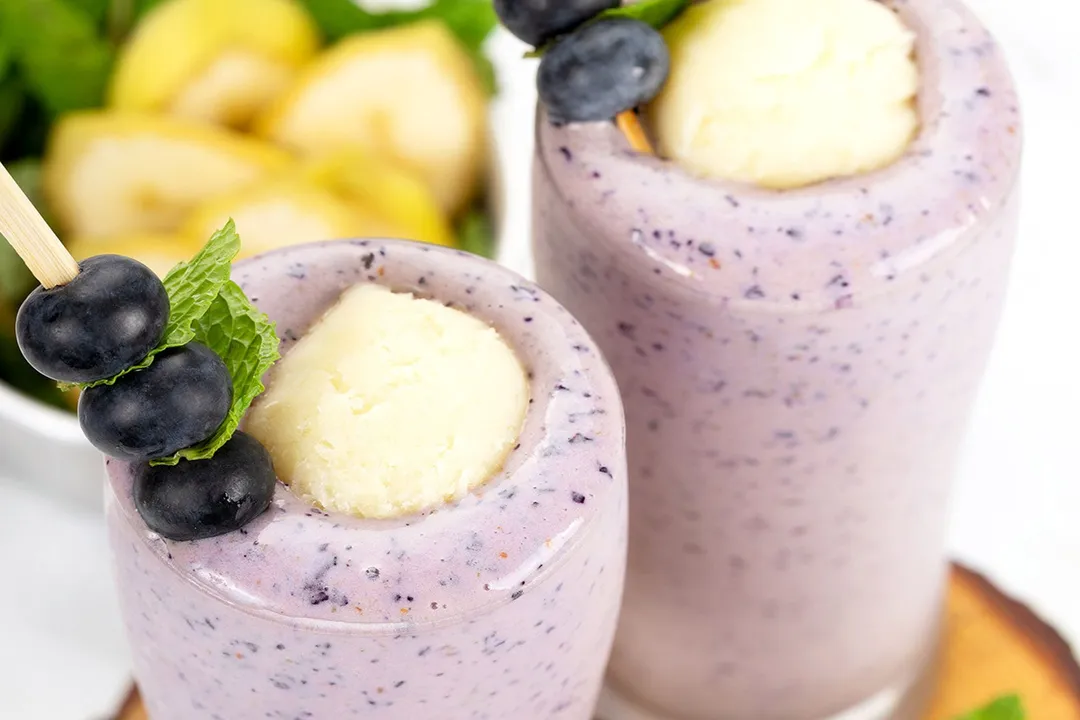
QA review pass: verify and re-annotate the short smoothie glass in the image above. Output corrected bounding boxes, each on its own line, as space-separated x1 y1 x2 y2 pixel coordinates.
531 1 1021 718
105 240 628 719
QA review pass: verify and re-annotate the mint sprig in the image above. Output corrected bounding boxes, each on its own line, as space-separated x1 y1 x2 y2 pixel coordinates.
68 220 281 466
953 695 1025 720
598 0 690 29
152 279 280 466
525 0 690 58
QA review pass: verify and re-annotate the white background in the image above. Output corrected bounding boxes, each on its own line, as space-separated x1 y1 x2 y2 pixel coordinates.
1 1 1078 717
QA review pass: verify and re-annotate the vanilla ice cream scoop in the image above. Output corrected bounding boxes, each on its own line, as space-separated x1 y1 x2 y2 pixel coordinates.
247 283 529 519
649 0 919 189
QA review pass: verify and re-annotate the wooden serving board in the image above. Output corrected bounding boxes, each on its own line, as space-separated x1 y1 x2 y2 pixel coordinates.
115 564 1080 719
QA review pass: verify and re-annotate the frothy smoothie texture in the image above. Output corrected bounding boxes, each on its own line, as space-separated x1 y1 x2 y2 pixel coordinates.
106 241 629 719
530 0 1021 718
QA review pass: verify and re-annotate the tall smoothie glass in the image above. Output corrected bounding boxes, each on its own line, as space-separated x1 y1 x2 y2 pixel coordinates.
531 1 1021 718
106 240 628 719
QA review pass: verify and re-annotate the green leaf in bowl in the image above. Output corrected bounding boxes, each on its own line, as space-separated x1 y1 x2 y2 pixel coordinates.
0 0 114 115
0 74 26 152
456 207 496 260
64 0 111 27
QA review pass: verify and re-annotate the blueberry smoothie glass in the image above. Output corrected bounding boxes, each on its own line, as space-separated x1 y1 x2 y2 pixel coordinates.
531 1 1022 718
105 240 628 719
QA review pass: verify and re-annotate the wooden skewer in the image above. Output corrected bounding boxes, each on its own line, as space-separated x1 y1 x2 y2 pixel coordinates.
616 110 655 155
0 161 79 289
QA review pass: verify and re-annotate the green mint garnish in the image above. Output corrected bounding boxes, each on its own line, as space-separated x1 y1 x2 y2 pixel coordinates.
66 220 281 465
152 277 280 466
598 0 691 29
952 695 1025 720
525 0 690 58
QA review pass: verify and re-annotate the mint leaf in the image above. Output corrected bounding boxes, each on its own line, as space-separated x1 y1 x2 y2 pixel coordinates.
456 207 496 259
151 280 280 466
67 218 281 463
953 695 1025 720
0 0 114 115
525 0 690 57
598 0 690 29
160 220 240 346
78 220 239 389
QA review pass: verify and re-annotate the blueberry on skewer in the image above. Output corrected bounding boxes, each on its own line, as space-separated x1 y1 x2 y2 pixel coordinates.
134 431 277 541
16 255 169 383
79 341 233 463
494 0 620 47
538 18 670 125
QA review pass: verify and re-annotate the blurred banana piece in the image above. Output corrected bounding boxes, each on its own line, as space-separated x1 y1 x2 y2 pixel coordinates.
65 234 200 278
182 178 408 258
302 151 456 248
256 20 487 216
109 0 320 129
44 112 292 238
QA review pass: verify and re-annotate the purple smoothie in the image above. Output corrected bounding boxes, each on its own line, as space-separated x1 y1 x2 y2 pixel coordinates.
105 240 628 719
531 1 1021 718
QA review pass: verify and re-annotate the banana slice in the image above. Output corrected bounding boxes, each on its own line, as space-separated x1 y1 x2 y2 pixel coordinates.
66 234 200 278
256 20 488 216
181 178 406 258
109 0 320 129
44 112 292 238
301 151 456 248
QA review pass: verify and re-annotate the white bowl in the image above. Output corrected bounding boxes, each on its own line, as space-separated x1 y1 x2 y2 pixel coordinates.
0 46 533 511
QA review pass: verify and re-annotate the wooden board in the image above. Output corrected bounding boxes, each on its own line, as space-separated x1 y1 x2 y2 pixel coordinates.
925 565 1080 718
116 564 1080 719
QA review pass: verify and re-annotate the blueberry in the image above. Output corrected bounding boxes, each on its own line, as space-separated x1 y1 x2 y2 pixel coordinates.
16 255 169 383
495 0 618 47
538 17 670 124
79 342 232 462
134 431 277 541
